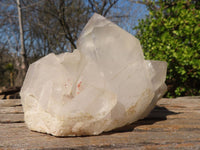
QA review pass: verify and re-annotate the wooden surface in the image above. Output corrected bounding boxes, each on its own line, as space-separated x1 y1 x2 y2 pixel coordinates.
0 97 200 149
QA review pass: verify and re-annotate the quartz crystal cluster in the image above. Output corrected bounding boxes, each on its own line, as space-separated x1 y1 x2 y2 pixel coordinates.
20 13 167 136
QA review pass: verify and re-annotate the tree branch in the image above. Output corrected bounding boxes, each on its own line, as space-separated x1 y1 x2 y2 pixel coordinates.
103 0 118 16
129 0 160 11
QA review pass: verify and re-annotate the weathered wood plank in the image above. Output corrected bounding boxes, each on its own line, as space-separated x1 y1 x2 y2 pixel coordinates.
0 123 199 149
0 99 21 107
0 114 24 123
0 97 200 149
0 106 23 114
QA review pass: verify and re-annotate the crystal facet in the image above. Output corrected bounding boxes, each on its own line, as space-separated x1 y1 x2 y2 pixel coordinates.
20 13 167 136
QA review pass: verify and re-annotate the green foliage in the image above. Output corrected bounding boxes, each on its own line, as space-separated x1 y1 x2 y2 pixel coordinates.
0 49 17 87
135 0 200 97
5 63 14 72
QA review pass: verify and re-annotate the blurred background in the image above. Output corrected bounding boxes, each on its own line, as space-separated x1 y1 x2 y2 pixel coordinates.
0 0 199 99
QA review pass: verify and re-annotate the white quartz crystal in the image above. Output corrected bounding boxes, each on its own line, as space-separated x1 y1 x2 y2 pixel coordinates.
20 13 167 136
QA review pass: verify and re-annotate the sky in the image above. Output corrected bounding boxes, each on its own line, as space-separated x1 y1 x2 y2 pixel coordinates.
0 0 150 54
115 0 149 35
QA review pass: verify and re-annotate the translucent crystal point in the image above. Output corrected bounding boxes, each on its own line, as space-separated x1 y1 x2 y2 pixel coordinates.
20 13 167 136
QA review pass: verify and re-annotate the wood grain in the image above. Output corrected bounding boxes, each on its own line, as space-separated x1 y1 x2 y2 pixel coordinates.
0 97 200 149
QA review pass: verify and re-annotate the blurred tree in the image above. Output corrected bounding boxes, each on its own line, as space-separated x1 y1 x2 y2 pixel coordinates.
88 0 118 16
21 0 124 55
0 48 16 87
5 62 15 87
134 0 200 97
1 0 131 87
17 0 28 86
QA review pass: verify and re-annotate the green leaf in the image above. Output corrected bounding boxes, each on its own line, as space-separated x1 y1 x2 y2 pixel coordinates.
194 25 200 33
134 0 200 97
172 30 179 35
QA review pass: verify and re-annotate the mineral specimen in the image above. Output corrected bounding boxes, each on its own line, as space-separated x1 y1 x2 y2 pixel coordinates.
20 13 167 136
